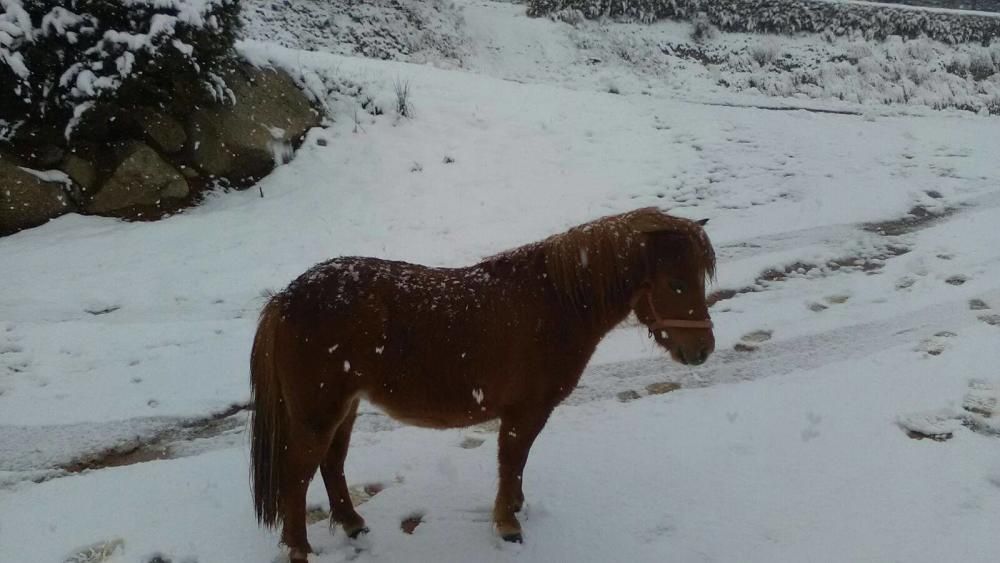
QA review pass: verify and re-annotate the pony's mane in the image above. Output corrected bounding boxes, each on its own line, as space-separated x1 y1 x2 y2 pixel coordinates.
484 208 716 318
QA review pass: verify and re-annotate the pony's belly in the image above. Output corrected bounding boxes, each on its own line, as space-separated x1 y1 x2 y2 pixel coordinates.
364 392 497 430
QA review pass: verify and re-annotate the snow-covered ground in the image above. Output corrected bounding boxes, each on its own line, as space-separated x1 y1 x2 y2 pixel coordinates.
2 1 1000 561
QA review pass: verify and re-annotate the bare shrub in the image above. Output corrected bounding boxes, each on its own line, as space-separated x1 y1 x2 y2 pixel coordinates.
394 79 413 119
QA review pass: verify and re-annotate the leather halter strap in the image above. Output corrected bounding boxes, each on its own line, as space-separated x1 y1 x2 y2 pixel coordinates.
633 290 714 331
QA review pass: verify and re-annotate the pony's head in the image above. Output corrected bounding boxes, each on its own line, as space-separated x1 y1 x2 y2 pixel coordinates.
537 207 716 365
631 216 716 366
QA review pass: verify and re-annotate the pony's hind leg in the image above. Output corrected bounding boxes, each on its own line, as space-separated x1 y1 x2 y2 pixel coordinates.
493 406 554 543
320 398 368 538
279 425 329 562
279 394 358 562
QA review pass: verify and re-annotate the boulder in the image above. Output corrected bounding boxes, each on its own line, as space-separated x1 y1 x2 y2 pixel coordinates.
134 108 187 154
189 66 320 183
0 154 74 235
86 143 189 213
61 153 97 204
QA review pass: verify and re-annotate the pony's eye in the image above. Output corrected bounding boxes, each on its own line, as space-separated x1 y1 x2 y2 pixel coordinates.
669 280 686 294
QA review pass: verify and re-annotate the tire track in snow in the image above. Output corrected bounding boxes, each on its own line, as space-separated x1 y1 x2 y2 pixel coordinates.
706 190 1000 306
4 286 997 486
715 189 1000 263
6 194 999 486
572 287 1000 407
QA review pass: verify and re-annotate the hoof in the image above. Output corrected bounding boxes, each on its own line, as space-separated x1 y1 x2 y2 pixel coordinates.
347 526 370 539
501 532 523 544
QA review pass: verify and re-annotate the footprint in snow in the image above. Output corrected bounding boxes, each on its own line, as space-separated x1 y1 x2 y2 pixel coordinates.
401 513 424 534
305 482 390 526
84 304 121 316
978 313 1000 327
63 538 125 563
801 412 822 442
617 389 641 403
945 275 968 286
915 331 956 357
898 379 999 441
969 299 990 310
734 329 772 352
459 436 485 449
616 382 680 402
963 380 998 418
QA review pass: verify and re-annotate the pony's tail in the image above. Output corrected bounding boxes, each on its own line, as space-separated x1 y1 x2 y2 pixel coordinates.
250 293 287 529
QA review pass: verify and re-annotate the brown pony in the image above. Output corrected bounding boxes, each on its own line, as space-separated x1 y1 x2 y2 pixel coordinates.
250 207 716 561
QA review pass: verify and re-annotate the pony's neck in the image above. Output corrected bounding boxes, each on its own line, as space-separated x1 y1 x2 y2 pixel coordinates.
563 281 639 341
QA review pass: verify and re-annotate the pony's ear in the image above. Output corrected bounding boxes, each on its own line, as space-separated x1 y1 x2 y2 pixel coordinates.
696 218 709 226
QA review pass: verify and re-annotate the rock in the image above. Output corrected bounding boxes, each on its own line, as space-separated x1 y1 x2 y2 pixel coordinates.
0 154 75 235
62 154 97 190
187 116 231 178
86 143 188 214
178 165 200 180
189 66 321 183
134 108 187 154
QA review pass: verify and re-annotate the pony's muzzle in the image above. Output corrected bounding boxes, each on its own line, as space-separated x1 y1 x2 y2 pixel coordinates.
676 343 713 366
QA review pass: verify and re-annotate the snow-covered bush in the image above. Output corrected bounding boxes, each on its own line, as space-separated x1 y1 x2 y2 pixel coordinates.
968 47 997 79
550 8 586 26
241 0 469 66
690 11 717 42
711 35 1000 113
527 0 1000 45
749 40 781 66
0 0 241 137
846 42 873 63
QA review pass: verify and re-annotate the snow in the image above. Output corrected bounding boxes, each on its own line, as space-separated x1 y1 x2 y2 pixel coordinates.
2 1 1000 561
16 166 72 185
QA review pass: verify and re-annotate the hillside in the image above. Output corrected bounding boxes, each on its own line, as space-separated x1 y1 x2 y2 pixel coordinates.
1 2 999 562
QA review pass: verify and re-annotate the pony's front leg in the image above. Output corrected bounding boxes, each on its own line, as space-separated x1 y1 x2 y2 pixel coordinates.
494 408 553 543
